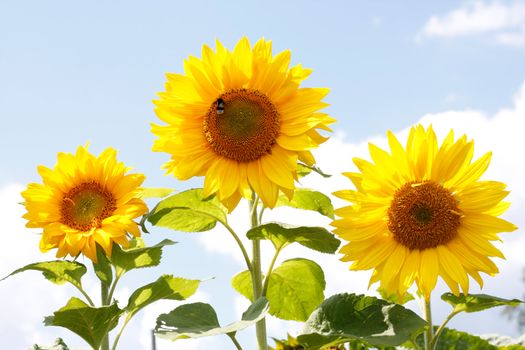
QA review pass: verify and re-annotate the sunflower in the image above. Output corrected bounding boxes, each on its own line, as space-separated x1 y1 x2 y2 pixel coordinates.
22 146 148 262
332 124 517 300
151 37 334 211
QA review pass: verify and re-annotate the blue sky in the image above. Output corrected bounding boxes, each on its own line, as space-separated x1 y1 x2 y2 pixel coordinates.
1 1 525 349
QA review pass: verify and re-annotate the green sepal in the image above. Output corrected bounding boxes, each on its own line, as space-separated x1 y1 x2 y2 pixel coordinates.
297 163 331 178
110 238 176 277
147 188 227 232
296 163 313 178
155 297 269 340
232 258 325 321
1 260 86 289
247 222 340 254
126 275 199 319
275 188 334 219
297 293 427 349
44 297 123 350
93 245 113 287
377 287 414 305
441 293 522 313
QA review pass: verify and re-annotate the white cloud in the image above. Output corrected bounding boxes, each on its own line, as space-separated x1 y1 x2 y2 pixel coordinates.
418 1 525 46
3 81 525 348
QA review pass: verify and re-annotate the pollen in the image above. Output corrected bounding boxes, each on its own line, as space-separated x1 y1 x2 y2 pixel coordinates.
203 88 280 162
387 181 461 250
60 181 116 231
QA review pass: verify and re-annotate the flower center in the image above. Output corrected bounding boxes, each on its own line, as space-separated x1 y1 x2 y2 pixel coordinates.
203 88 280 162
387 181 461 250
60 181 116 231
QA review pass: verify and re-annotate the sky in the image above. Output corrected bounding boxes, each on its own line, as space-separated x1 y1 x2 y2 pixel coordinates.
1 0 525 349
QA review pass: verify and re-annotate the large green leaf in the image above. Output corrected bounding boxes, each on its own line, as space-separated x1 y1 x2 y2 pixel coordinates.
441 293 522 313
155 297 269 340
276 189 334 219
298 293 427 349
1 261 86 289
110 239 175 277
232 258 325 321
247 222 340 253
410 327 497 350
44 297 123 350
126 275 199 319
147 188 227 232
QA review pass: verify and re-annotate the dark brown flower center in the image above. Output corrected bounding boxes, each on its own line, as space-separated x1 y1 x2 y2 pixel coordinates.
387 181 461 250
203 88 280 162
60 181 116 231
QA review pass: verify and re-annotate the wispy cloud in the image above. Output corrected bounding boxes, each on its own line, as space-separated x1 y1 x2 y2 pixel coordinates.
417 1 525 46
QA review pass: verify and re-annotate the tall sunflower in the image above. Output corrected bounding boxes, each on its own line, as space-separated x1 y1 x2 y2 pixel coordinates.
22 146 148 262
332 125 517 300
151 37 334 211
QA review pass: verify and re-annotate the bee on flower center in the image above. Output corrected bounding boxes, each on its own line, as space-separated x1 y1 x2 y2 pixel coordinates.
216 98 225 114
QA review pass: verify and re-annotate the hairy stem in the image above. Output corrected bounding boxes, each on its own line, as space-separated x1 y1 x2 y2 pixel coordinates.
423 297 433 350
100 282 110 350
250 196 267 350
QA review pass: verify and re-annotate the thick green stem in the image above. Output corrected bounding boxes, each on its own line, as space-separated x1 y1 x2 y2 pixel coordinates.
250 196 267 350
423 297 433 350
100 282 110 350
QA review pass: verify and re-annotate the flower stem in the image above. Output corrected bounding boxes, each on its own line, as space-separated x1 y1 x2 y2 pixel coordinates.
222 221 253 273
111 317 131 350
423 297 433 350
262 245 284 295
227 333 244 350
250 196 267 350
101 281 110 350
431 309 460 349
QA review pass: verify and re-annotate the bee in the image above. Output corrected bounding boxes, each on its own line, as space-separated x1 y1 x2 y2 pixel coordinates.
215 98 225 114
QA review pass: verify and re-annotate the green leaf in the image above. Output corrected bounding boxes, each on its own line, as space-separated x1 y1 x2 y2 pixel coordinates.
126 275 199 319
93 245 113 287
1 261 86 289
231 270 254 301
139 188 174 199
298 293 427 349
411 327 497 350
276 188 334 219
156 297 269 340
110 239 176 276
148 188 227 232
441 293 522 313
44 297 123 350
247 222 340 253
232 258 325 321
